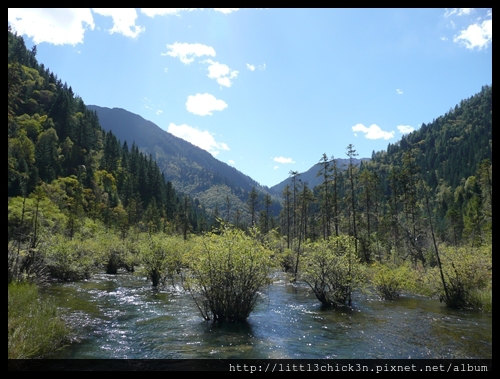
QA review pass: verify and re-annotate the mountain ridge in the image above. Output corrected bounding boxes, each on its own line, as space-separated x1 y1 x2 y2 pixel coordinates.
87 105 282 223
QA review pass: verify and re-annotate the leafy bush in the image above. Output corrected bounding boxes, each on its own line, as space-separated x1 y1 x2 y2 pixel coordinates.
370 262 412 300
184 226 274 322
301 235 366 308
99 234 138 274
140 234 185 287
44 235 100 281
435 244 492 310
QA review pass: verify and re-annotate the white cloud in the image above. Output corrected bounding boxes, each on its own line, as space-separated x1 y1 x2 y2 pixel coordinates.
141 8 197 17
445 8 473 18
92 8 144 38
156 110 163 115
352 124 395 140
206 60 230 78
140 8 237 16
246 63 266 71
204 60 239 87
167 123 229 156
397 125 414 134
273 156 295 164
186 93 228 116
274 166 280 170
214 8 239 14
228 159 235 165
162 42 216 64
164 68 168 73
8 8 95 45
440 36 448 41
454 19 492 50
457 8 473 16
444 8 457 18
216 77 231 87
396 89 403 95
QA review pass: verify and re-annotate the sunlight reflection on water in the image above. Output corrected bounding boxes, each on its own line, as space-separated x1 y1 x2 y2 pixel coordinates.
44 271 492 359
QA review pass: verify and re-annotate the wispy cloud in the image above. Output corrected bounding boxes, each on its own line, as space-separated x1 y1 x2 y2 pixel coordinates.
141 8 197 17
454 19 492 50
397 125 414 134
8 8 94 45
186 93 228 116
162 42 216 64
92 8 144 38
204 59 239 87
273 156 295 164
214 8 239 14
167 123 229 156
247 63 266 71
352 123 395 140
444 8 474 18
228 159 235 165
140 8 238 17
396 89 403 95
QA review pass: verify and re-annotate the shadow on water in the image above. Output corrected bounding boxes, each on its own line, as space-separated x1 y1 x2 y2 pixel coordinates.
42 271 491 360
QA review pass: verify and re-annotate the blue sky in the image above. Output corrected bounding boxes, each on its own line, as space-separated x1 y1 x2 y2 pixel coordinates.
8 8 492 188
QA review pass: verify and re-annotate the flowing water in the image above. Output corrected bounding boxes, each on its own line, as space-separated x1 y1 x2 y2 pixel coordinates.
42 271 492 360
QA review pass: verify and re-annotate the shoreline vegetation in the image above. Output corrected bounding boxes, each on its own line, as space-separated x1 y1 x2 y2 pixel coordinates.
8 224 492 359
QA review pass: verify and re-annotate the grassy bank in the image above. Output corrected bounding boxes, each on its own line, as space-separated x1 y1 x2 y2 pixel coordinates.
8 281 71 359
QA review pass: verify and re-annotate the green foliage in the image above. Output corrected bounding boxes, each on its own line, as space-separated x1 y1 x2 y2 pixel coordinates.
301 235 366 307
8 281 70 358
98 234 138 274
8 194 67 243
370 262 413 300
8 28 207 237
184 226 274 322
44 235 101 281
139 234 185 287
435 244 492 310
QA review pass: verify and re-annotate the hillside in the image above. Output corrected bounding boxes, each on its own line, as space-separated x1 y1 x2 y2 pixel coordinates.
87 105 282 223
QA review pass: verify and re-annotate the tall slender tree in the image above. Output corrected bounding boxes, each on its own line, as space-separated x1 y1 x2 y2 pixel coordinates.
248 187 259 226
346 144 359 259
317 153 332 239
345 144 359 306
281 184 292 249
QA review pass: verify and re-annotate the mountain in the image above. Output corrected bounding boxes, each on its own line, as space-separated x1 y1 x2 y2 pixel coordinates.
87 105 281 222
269 157 370 195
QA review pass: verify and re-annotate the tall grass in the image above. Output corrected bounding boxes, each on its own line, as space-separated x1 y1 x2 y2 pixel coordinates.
8 281 70 358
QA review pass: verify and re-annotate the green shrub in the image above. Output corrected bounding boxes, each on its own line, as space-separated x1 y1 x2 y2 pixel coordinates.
140 234 185 287
301 235 366 308
184 226 274 322
428 244 492 310
371 262 412 300
44 235 100 281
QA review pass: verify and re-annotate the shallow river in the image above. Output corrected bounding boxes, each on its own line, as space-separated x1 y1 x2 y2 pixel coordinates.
42 271 492 360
